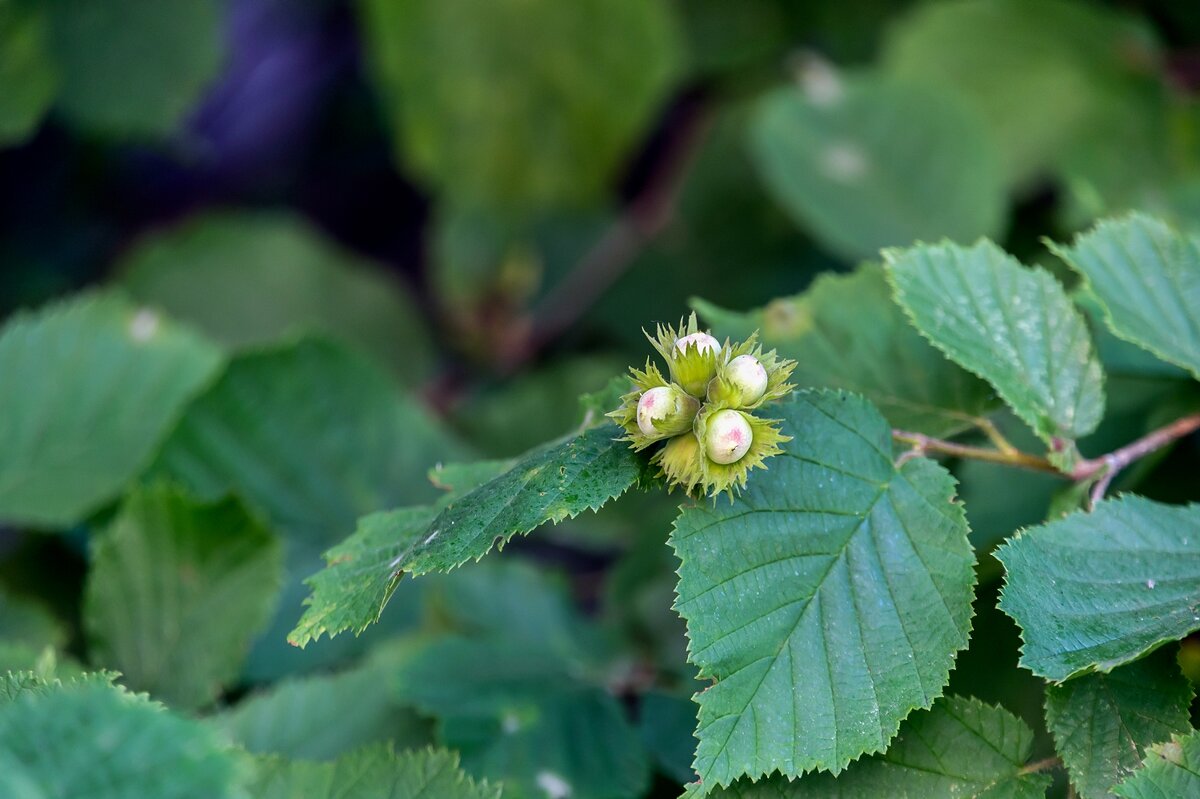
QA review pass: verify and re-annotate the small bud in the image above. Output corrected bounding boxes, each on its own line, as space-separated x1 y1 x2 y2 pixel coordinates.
636 386 699 439
721 354 769 406
674 332 721 356
704 409 753 465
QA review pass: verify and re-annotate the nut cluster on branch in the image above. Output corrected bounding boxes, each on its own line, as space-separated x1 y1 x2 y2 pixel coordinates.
609 313 796 498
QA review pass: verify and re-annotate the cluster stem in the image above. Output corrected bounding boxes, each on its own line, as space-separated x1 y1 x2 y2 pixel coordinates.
893 412 1200 506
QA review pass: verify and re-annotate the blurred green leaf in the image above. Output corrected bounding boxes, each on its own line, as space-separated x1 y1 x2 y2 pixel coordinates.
0 681 250 799
698 262 997 436
151 337 456 551
120 211 435 386
750 69 1006 260
0 292 223 527
452 355 625 457
639 691 698 784
673 391 975 786
696 696 1050 798
883 0 1162 189
1046 649 1193 799
0 668 118 706
0 1 55 146
43 0 222 137
0 591 64 652
213 662 432 761
358 0 682 210
249 745 500 799
887 239 1105 447
148 337 464 679
83 486 283 710
591 105 816 347
394 562 651 799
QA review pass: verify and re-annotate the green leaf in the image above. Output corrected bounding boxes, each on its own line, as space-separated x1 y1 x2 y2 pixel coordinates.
0 2 55 146
886 239 1105 446
83 486 283 710
1050 214 1200 380
357 0 682 210
696 262 997 436
44 0 221 137
405 423 642 573
1115 732 1200 799
213 663 431 761
672 390 976 788
997 495 1200 681
0 591 64 651
0 292 223 527
249 745 500 799
696 696 1050 798
1046 649 1193 799
639 691 699 785
882 0 1162 188
151 337 457 549
749 70 1006 261
149 336 463 678
290 423 641 647
119 211 435 385
393 562 651 799
0 681 249 799
0 669 118 706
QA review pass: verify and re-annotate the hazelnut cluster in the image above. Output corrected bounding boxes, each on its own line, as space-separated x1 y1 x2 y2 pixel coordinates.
609 314 796 498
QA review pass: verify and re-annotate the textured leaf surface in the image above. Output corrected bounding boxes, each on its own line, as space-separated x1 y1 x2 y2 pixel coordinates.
0 2 55 146
1046 649 1193 799
83 486 282 710
290 424 640 647
359 0 681 210
250 746 499 799
0 292 222 527
697 263 996 436
45 0 221 137
286 460 510 648
672 390 976 788
1115 732 1200 799
120 210 434 384
393 562 650 799
214 657 431 761
1051 214 1200 379
887 240 1104 445
150 337 462 677
0 682 248 799
750 72 1005 260
998 496 1200 681
698 696 1049 798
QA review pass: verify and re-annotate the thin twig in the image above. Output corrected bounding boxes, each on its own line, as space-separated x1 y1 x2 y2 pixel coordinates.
892 429 1060 474
893 412 1200 504
1018 756 1061 775
1075 412 1200 482
519 99 714 364
974 416 1018 455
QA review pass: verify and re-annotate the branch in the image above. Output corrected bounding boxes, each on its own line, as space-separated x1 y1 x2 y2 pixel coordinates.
1018 756 1061 775
892 429 1059 474
516 97 713 366
893 412 1200 502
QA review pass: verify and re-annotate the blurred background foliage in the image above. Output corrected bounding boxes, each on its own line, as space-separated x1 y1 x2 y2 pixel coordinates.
2 0 1200 796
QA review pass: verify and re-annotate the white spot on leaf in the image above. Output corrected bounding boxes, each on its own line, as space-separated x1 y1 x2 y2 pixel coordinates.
536 771 572 799
821 143 868 183
128 308 160 342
